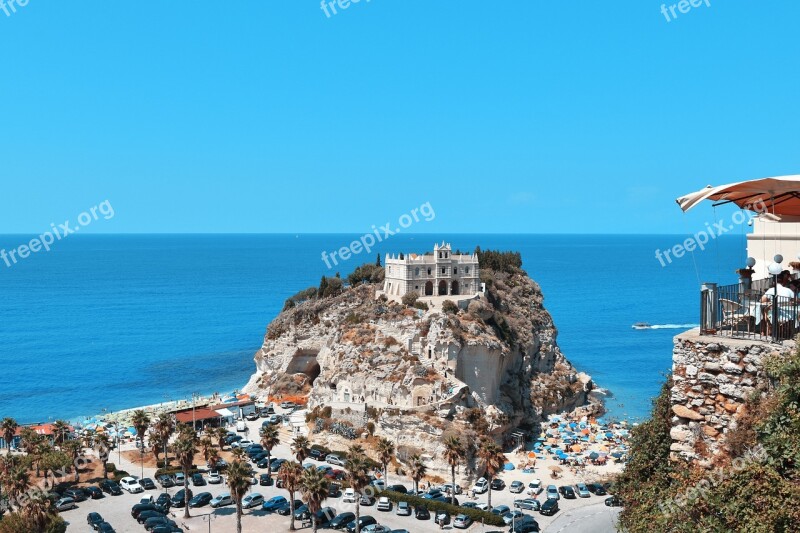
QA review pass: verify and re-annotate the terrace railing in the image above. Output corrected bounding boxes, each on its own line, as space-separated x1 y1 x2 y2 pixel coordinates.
700 280 799 342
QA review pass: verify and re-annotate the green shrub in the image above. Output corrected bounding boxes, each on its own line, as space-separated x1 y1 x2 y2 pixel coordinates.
441 300 458 314
379 490 504 526
413 301 429 311
402 291 419 307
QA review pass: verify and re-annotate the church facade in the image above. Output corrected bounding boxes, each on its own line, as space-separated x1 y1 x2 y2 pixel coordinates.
382 242 481 297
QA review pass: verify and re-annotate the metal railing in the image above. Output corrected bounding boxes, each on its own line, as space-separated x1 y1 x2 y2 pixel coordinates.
700 280 799 342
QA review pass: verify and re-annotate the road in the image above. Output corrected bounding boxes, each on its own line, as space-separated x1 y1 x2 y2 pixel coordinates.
545 502 621 533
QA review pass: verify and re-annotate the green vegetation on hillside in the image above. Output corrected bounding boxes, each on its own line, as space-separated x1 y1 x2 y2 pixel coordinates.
616 347 800 532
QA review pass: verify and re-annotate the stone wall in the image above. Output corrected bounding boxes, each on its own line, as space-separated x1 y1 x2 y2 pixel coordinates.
670 329 794 463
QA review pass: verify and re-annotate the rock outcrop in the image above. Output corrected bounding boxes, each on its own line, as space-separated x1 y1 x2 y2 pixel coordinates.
243 261 600 482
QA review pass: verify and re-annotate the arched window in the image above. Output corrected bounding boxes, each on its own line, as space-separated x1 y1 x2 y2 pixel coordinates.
465 267 470 274
415 267 420 276
427 268 432 275
439 252 442 258
454 267 458 274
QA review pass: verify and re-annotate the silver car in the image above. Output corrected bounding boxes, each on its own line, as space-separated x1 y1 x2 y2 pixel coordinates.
546 484 560 500
576 483 591 498
55 497 78 512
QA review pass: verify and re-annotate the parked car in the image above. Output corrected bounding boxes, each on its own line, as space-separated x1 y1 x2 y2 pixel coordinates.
491 479 506 490
262 496 288 512
210 492 233 508
294 504 311 520
422 488 443 500
386 484 408 494
245 411 259 421
503 510 525 525
605 495 623 507
315 506 337 527
346 515 376 532
492 505 511 516
587 483 607 495
309 448 325 460
136 510 166 524
87 512 105 529
362 526 391 533
377 496 392 511
435 511 451 525
207 471 222 484
276 499 303 516
280 401 297 409
396 500 412 516
120 477 144 494
189 492 213 508
326 453 345 466
360 494 376 506
131 504 166 519
64 488 88 502
509 480 525 494
173 473 186 486
453 513 474 529
575 483 591 498
442 482 462 495
526 479 543 496
192 473 206 486
258 473 273 486
511 521 541 533
140 478 156 490
155 493 171 510
170 488 193 508
143 516 177 531
242 493 264 509
415 506 431 520
99 480 122 496
472 477 489 494
559 485 576 499
539 498 559 516
97 523 117 533
329 511 356 529
150 526 182 533
232 439 254 449
545 485 560 500
328 481 342 497
513 499 541 511
342 488 357 503
82 486 103 500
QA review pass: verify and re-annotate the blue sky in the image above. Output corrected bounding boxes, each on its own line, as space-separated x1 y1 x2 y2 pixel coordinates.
1 1 799 234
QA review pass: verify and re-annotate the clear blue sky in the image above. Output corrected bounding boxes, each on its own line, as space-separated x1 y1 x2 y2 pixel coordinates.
2 1 799 234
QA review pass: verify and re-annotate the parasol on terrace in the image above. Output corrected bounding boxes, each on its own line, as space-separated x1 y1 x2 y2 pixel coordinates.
677 175 800 218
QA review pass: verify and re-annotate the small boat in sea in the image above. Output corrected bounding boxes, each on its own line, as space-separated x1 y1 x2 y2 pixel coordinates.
631 322 652 330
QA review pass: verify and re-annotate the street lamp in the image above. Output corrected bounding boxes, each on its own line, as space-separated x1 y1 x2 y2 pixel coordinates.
201 513 216 533
768 259 783 341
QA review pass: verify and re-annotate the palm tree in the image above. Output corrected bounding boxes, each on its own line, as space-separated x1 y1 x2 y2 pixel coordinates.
199 437 215 465
278 461 303 531
345 452 370 533
7 464 31 510
477 437 505 509
154 412 175 468
301 466 329 532
214 426 229 449
93 433 111 479
231 446 246 461
51 420 70 449
259 424 279 479
348 443 365 456
291 435 310 464
23 490 53 530
1 417 18 451
443 435 465 505
63 440 83 482
408 454 427 494
131 410 151 451
33 441 52 479
227 459 252 533
376 437 394 486
174 425 198 519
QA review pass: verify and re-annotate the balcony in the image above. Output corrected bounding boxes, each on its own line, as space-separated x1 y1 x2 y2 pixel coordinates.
700 278 798 342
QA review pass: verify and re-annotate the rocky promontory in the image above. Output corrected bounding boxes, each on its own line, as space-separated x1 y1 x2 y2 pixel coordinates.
243 252 601 483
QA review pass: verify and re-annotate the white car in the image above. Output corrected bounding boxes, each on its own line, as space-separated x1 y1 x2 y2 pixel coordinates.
243 493 264 509
208 471 222 484
475 502 490 511
376 496 392 511
371 479 385 491
211 492 233 508
471 477 489 494
120 476 143 494
527 479 543 496
54 497 77 512
232 439 254 449
342 488 357 503
443 482 462 495
326 454 345 466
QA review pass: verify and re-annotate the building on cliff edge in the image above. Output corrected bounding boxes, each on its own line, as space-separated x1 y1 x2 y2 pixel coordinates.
382 242 481 298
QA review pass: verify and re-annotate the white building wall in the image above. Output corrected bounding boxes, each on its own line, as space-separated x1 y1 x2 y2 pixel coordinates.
382 243 481 297
747 219 800 279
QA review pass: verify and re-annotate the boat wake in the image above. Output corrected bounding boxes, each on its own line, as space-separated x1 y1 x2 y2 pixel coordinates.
647 323 699 330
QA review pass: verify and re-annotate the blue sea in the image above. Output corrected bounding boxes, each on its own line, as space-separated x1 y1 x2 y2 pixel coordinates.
0 234 747 424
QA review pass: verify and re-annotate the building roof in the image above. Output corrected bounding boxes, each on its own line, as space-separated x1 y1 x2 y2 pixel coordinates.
175 408 222 423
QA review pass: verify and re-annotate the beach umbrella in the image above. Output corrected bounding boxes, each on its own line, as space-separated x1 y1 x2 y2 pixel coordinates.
569 422 577 429
548 465 562 473
589 452 600 460
611 452 624 458
570 444 582 452
581 428 590 435
504 463 515 471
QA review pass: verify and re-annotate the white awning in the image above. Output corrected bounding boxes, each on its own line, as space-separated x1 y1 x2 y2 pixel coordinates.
215 408 235 417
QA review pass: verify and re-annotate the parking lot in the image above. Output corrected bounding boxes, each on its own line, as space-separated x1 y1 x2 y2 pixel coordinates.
60 409 619 532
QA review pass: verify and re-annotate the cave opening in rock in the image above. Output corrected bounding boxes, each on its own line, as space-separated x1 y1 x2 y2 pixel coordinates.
285 349 321 385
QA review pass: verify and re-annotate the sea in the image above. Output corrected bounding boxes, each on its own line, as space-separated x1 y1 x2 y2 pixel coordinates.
0 234 747 425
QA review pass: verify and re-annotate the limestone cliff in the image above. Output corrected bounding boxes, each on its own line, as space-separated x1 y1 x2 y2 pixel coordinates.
243 261 600 481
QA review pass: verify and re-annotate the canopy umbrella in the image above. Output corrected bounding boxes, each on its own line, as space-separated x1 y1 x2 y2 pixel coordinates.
570 444 582 452
589 451 600 460
611 452 624 458
677 175 800 218
504 463 516 471
548 465 562 473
